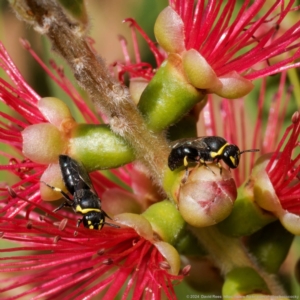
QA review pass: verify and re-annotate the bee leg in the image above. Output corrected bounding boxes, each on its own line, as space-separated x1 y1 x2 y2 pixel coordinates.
102 210 113 220
203 162 216 175
180 167 189 184
53 200 73 213
41 181 73 212
216 162 223 175
76 218 83 228
106 223 120 228
181 156 190 183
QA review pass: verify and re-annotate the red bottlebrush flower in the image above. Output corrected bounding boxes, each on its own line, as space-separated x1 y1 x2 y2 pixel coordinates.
0 209 181 299
168 0 300 79
119 0 300 100
252 111 300 234
114 22 165 83
266 111 300 208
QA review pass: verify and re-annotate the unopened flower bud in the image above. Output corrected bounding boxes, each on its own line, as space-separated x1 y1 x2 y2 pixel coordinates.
178 165 237 227
22 123 68 164
154 6 185 54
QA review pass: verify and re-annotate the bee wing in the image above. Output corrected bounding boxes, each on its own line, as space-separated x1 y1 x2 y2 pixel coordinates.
169 137 208 149
70 159 96 193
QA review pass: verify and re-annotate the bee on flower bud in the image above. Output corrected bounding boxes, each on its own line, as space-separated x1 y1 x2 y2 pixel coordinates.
168 136 259 179
43 155 119 230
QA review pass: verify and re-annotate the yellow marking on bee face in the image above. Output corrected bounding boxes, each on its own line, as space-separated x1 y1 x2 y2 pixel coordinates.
75 205 101 214
210 143 229 158
230 156 236 166
89 225 94 229
184 156 188 167
88 220 92 225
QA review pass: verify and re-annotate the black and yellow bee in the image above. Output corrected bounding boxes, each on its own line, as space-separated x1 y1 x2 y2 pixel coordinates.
168 136 259 174
44 155 118 230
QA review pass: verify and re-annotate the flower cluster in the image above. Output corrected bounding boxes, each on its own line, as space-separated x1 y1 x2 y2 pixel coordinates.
0 0 300 298
0 41 183 299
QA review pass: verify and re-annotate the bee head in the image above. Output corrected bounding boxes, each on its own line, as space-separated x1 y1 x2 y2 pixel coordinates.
82 211 105 230
222 145 259 169
222 144 240 168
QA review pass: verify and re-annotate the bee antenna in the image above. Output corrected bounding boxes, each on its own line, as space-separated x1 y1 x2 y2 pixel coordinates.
105 222 120 228
240 149 260 155
102 210 120 228
102 210 113 220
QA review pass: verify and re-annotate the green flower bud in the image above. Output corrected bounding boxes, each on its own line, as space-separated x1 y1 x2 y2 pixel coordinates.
69 124 135 172
142 200 185 245
218 181 276 237
222 267 270 297
163 167 184 205
247 221 294 273
138 54 205 132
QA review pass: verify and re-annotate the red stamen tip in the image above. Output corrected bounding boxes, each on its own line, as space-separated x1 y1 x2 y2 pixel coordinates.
19 38 31 50
292 111 300 123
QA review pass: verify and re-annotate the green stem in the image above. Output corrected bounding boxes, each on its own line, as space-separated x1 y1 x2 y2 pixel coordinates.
189 225 287 296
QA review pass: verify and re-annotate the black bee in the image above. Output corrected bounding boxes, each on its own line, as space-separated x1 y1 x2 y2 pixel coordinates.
44 155 118 230
168 136 259 174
